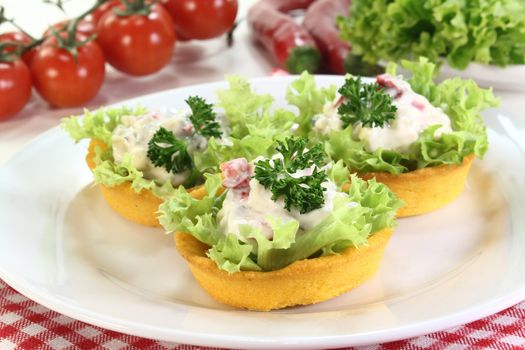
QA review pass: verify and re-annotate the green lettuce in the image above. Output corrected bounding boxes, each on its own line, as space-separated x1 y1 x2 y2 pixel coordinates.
93 149 179 199
338 0 525 69
194 135 275 172
159 169 403 273
217 76 296 140
61 106 146 146
325 127 412 174
217 75 274 139
195 76 296 172
159 173 225 245
286 71 337 136
307 58 498 173
208 234 262 272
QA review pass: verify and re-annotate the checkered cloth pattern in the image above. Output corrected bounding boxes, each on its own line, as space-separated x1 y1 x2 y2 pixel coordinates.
1 279 525 350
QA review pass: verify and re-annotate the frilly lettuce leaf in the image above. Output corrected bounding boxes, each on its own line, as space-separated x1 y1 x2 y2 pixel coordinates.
194 135 275 173
159 171 402 273
196 77 296 172
217 75 274 139
286 71 337 136
324 127 412 174
92 147 178 199
61 106 146 146
207 235 261 273
346 174 404 233
326 160 351 188
411 126 478 168
245 108 296 139
218 76 295 139
338 0 525 69
159 173 224 245
236 218 298 271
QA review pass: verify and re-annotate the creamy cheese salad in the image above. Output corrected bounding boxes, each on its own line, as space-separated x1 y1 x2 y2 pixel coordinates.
313 74 453 153
112 109 211 186
218 158 347 240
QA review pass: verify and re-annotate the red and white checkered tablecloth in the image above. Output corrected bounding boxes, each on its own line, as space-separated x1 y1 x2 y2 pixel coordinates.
1 279 525 350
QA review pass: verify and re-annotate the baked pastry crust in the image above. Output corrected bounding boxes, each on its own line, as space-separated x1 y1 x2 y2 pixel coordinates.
175 228 392 311
86 140 206 227
360 154 475 217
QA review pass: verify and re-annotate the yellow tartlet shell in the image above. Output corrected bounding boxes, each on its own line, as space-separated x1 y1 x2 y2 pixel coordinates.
175 228 392 311
86 140 206 227
360 154 475 217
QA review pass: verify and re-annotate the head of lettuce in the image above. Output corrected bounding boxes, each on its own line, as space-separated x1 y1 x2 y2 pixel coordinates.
338 0 525 70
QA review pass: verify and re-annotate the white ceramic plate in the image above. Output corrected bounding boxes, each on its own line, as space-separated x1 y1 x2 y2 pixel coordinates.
439 63 525 91
1 76 524 349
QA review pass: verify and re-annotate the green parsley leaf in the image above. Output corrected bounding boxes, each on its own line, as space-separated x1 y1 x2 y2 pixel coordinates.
186 95 222 139
254 137 327 214
338 77 397 128
147 127 192 174
276 136 325 173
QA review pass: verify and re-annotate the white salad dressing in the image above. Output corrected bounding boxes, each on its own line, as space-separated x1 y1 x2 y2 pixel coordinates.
218 158 347 241
313 74 453 153
312 98 343 135
112 108 209 186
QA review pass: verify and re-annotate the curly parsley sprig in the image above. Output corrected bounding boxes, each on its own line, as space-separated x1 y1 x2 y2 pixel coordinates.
186 96 222 138
147 127 193 174
338 77 397 128
254 137 327 214
146 96 221 174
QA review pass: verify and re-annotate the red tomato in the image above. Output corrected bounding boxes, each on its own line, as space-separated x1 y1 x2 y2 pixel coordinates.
85 0 121 25
161 0 238 40
0 58 32 120
30 37 105 107
96 4 176 76
0 32 36 66
0 32 31 50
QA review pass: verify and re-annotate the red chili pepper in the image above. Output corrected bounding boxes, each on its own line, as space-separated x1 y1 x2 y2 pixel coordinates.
303 0 350 74
303 0 384 75
247 0 321 74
